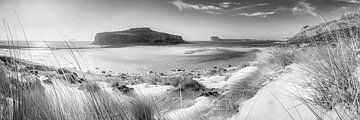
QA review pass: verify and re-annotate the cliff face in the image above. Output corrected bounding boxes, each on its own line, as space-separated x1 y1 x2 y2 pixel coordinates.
210 36 221 41
289 12 360 45
92 28 185 45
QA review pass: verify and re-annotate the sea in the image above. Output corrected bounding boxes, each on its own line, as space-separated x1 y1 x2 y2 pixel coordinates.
0 41 259 74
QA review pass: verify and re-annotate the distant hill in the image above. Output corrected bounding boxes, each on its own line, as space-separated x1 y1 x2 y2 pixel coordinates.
288 12 360 45
210 36 255 42
205 36 284 47
92 28 186 45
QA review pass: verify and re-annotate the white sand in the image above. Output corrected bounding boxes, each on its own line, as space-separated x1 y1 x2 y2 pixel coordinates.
230 64 317 120
129 83 174 97
162 66 261 120
222 66 259 89
163 96 214 120
198 66 259 90
197 75 227 88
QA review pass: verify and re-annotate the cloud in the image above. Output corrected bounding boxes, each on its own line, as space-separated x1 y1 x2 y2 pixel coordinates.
219 2 231 8
203 11 223 15
335 0 360 4
292 0 319 17
233 12 275 17
218 2 244 8
170 0 222 11
170 0 272 17
233 3 268 10
274 7 291 12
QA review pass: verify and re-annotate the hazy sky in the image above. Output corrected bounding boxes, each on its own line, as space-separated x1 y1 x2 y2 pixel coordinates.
0 0 359 41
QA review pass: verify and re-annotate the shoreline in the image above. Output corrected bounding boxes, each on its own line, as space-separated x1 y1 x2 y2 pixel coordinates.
0 45 261 74
0 46 337 120
0 40 283 50
0 42 301 120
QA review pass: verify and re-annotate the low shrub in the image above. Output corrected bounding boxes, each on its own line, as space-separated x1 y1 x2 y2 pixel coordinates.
179 79 205 91
268 47 297 67
79 82 101 92
129 97 157 120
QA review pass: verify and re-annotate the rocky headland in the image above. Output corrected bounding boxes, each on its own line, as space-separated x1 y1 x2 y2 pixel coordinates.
92 27 186 45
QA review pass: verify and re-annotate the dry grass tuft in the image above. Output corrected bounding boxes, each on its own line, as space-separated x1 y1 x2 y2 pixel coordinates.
79 82 101 92
129 97 158 120
297 15 360 119
268 47 297 67
301 41 360 119
0 65 167 120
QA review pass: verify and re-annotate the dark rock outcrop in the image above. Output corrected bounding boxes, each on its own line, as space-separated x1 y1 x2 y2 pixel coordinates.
288 12 360 45
93 28 186 45
111 83 134 93
200 91 220 97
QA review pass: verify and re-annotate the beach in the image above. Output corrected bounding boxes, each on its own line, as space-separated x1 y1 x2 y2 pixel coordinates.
0 41 261 74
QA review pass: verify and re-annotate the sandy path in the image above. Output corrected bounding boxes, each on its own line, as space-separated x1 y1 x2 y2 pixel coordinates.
230 64 317 120
163 97 214 120
197 75 227 88
129 83 174 97
163 66 261 120
222 66 259 89
198 66 259 89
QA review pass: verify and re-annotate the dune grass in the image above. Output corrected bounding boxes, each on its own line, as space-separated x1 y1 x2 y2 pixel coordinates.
246 12 360 119
268 47 297 67
273 14 360 119
0 64 169 120
301 41 360 119
1 10 360 120
269 35 360 120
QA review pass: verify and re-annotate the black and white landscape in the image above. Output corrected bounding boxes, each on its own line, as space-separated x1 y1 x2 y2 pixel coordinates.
0 0 360 120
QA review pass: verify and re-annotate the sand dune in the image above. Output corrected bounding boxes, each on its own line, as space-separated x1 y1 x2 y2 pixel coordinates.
129 83 174 97
163 97 214 120
230 64 317 120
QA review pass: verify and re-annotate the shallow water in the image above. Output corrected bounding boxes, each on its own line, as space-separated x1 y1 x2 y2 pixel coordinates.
0 41 258 74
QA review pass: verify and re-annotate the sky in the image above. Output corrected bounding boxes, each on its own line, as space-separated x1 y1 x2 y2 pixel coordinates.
0 0 359 41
